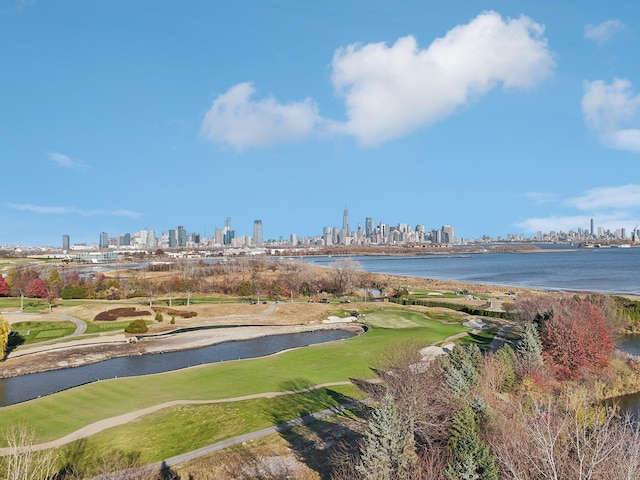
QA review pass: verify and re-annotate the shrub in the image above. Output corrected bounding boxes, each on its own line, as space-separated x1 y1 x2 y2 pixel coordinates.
94 308 151 322
124 319 148 334
170 316 175 325
155 312 163 322
151 306 197 318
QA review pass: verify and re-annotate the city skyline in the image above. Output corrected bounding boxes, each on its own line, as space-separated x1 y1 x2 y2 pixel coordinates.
2 2 640 246
29 210 637 251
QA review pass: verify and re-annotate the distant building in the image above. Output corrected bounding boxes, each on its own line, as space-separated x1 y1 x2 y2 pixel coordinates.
177 225 187 247
253 220 263 246
441 225 455 244
99 232 109 249
62 234 70 252
168 229 177 248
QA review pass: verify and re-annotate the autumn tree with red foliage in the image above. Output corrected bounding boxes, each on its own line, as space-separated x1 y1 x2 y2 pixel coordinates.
25 278 48 298
540 299 614 380
0 276 9 296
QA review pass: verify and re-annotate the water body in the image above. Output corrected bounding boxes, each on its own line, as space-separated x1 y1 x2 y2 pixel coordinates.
0 329 355 407
304 246 640 295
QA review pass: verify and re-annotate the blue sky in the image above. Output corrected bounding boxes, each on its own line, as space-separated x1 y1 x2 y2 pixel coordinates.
2 0 640 246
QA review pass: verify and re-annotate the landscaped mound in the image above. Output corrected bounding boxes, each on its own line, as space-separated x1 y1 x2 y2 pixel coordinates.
94 307 152 322
151 306 197 318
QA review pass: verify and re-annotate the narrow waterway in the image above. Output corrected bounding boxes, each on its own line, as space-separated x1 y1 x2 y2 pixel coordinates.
0 329 355 407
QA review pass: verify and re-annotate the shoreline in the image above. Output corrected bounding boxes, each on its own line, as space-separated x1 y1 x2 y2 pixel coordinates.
0 323 364 379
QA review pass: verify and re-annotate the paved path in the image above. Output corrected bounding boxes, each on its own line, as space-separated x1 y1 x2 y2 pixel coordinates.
0 381 357 456
2 312 87 336
488 323 515 352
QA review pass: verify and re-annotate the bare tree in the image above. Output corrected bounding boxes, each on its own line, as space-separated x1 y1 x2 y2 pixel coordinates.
280 261 311 302
330 258 362 297
489 397 640 480
1 425 58 480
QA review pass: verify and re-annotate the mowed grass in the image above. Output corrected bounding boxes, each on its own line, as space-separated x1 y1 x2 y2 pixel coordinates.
58 384 364 467
84 321 134 334
0 316 467 446
9 321 77 344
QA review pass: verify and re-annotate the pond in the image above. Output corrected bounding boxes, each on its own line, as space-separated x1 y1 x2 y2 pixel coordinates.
0 329 356 407
611 336 640 417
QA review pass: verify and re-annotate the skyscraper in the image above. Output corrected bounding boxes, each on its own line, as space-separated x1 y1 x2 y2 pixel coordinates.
253 220 263 246
99 232 109 249
177 225 187 247
365 217 373 238
441 225 455 244
62 234 70 251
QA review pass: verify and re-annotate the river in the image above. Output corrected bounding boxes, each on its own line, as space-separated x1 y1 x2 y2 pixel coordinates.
303 245 640 295
0 329 355 407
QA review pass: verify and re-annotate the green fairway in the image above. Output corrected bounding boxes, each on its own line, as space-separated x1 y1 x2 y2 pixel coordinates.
58 384 364 469
0 316 467 448
9 321 77 344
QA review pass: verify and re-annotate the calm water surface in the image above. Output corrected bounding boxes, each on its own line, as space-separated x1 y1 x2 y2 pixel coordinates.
0 329 354 407
305 246 640 295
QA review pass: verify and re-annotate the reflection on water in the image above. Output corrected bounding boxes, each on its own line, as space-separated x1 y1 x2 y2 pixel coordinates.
0 329 355 407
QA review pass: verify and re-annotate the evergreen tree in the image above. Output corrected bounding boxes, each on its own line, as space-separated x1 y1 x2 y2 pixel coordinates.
357 393 418 480
441 344 481 397
495 344 517 392
516 322 543 373
446 405 498 480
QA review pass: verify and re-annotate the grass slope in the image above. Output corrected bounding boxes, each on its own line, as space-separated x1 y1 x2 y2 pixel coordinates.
0 313 467 448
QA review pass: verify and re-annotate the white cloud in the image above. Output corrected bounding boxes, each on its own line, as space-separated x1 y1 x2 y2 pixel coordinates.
202 12 554 150
331 11 555 145
582 78 640 152
199 82 322 150
516 213 637 235
566 184 640 210
6 203 140 218
516 184 640 234
584 19 624 43
516 215 593 233
47 151 88 169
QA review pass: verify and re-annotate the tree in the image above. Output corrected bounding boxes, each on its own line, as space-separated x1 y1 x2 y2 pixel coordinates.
0 316 10 358
237 280 255 298
440 344 481 398
47 269 63 297
0 426 58 480
0 275 9 296
516 322 544 374
64 270 81 286
25 278 48 298
280 261 311 302
7 268 39 297
446 405 498 480
330 258 361 296
541 300 613 380
356 393 418 480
